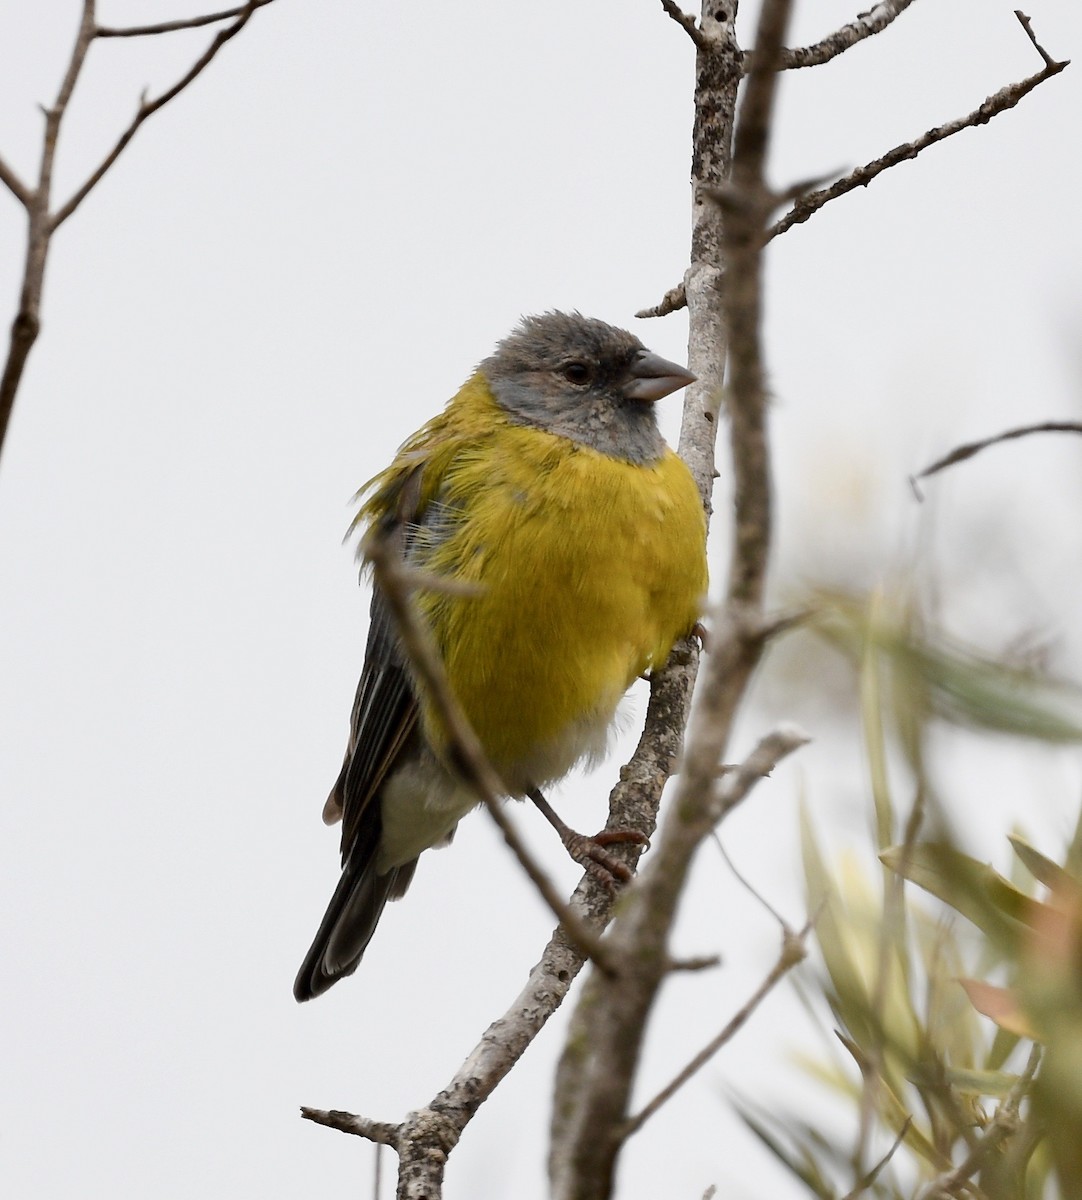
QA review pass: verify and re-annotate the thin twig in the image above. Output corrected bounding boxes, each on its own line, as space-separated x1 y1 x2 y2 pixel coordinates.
639 12 1068 315
840 1118 912 1200
621 923 811 1139
299 1107 401 1148
362 531 618 974
666 954 722 973
1 0 276 464
774 0 917 70
658 0 709 50
912 421 1082 493
1015 8 1057 70
769 14 1068 241
0 0 97 462
0 155 30 208
713 834 790 929
96 5 257 37
712 723 811 822
51 0 278 229
636 281 688 320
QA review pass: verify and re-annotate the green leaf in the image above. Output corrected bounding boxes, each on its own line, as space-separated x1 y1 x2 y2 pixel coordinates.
1009 835 1079 892
941 1065 1026 1097
880 842 1033 947
812 594 1082 744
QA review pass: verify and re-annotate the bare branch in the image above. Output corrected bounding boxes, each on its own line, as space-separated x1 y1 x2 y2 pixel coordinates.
621 923 811 1139
1014 8 1058 70
51 0 277 230
712 723 811 821
0 154 31 208
658 0 709 50
774 0 917 70
912 421 1082 493
666 953 722 973
636 281 687 319
299 1108 401 1148
1 0 276 465
95 5 260 37
840 1118 912 1200
0 0 96 462
769 16 1069 241
49 1 97 132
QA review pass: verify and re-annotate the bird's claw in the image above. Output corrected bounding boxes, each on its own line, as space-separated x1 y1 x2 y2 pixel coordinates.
561 827 649 890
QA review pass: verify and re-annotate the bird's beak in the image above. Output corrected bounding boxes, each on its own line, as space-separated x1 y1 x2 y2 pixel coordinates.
621 349 697 403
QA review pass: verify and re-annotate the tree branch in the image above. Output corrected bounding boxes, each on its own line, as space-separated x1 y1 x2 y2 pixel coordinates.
658 0 710 50
0 0 276 466
642 10 1069 314
0 154 30 208
299 1108 401 1148
547 2 793 1196
912 421 1082 494
0 0 96 463
774 0 917 70
622 921 811 1139
95 5 263 37
636 281 687 319
840 1118 912 1200
712 723 810 821
299 775 660 1194
51 0 277 230
769 12 1068 241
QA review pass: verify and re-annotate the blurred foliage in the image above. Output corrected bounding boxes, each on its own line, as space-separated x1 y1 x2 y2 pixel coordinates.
736 591 1082 1199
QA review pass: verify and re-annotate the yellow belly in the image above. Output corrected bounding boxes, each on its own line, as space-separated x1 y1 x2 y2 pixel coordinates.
415 427 706 788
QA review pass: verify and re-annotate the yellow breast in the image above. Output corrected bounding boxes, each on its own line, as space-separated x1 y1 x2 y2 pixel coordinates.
401 379 707 786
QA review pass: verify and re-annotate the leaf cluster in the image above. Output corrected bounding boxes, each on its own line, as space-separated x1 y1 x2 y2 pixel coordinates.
737 592 1082 1199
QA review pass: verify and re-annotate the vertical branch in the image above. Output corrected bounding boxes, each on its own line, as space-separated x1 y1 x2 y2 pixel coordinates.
680 1 740 500
0 1 96 461
547 0 804 1196
721 0 787 612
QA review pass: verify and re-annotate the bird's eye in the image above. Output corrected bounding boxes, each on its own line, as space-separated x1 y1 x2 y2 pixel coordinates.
561 361 592 386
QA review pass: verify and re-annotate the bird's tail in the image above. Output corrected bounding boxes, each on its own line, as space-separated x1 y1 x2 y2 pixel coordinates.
293 847 417 1002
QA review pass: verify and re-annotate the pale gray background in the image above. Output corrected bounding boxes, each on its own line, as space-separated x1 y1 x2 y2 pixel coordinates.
2 2 1081 1197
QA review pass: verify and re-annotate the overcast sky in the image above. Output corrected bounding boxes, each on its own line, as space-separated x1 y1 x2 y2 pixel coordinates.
2 2 1081 1198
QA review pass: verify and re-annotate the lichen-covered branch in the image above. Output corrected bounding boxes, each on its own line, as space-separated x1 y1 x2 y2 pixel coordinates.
658 0 709 50
546 3 797 1197
774 0 917 70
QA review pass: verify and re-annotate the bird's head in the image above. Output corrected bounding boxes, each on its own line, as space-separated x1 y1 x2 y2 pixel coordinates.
480 311 695 464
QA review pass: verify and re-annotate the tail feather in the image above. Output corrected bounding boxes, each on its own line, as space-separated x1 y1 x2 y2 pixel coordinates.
293 849 417 1002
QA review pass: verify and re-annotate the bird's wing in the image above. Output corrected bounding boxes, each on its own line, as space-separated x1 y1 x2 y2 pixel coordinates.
323 467 425 866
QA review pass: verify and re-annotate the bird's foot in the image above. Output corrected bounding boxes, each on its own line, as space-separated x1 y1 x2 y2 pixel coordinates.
527 786 648 890
560 826 649 889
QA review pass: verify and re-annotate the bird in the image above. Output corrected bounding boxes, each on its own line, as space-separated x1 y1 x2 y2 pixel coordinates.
294 311 707 1001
